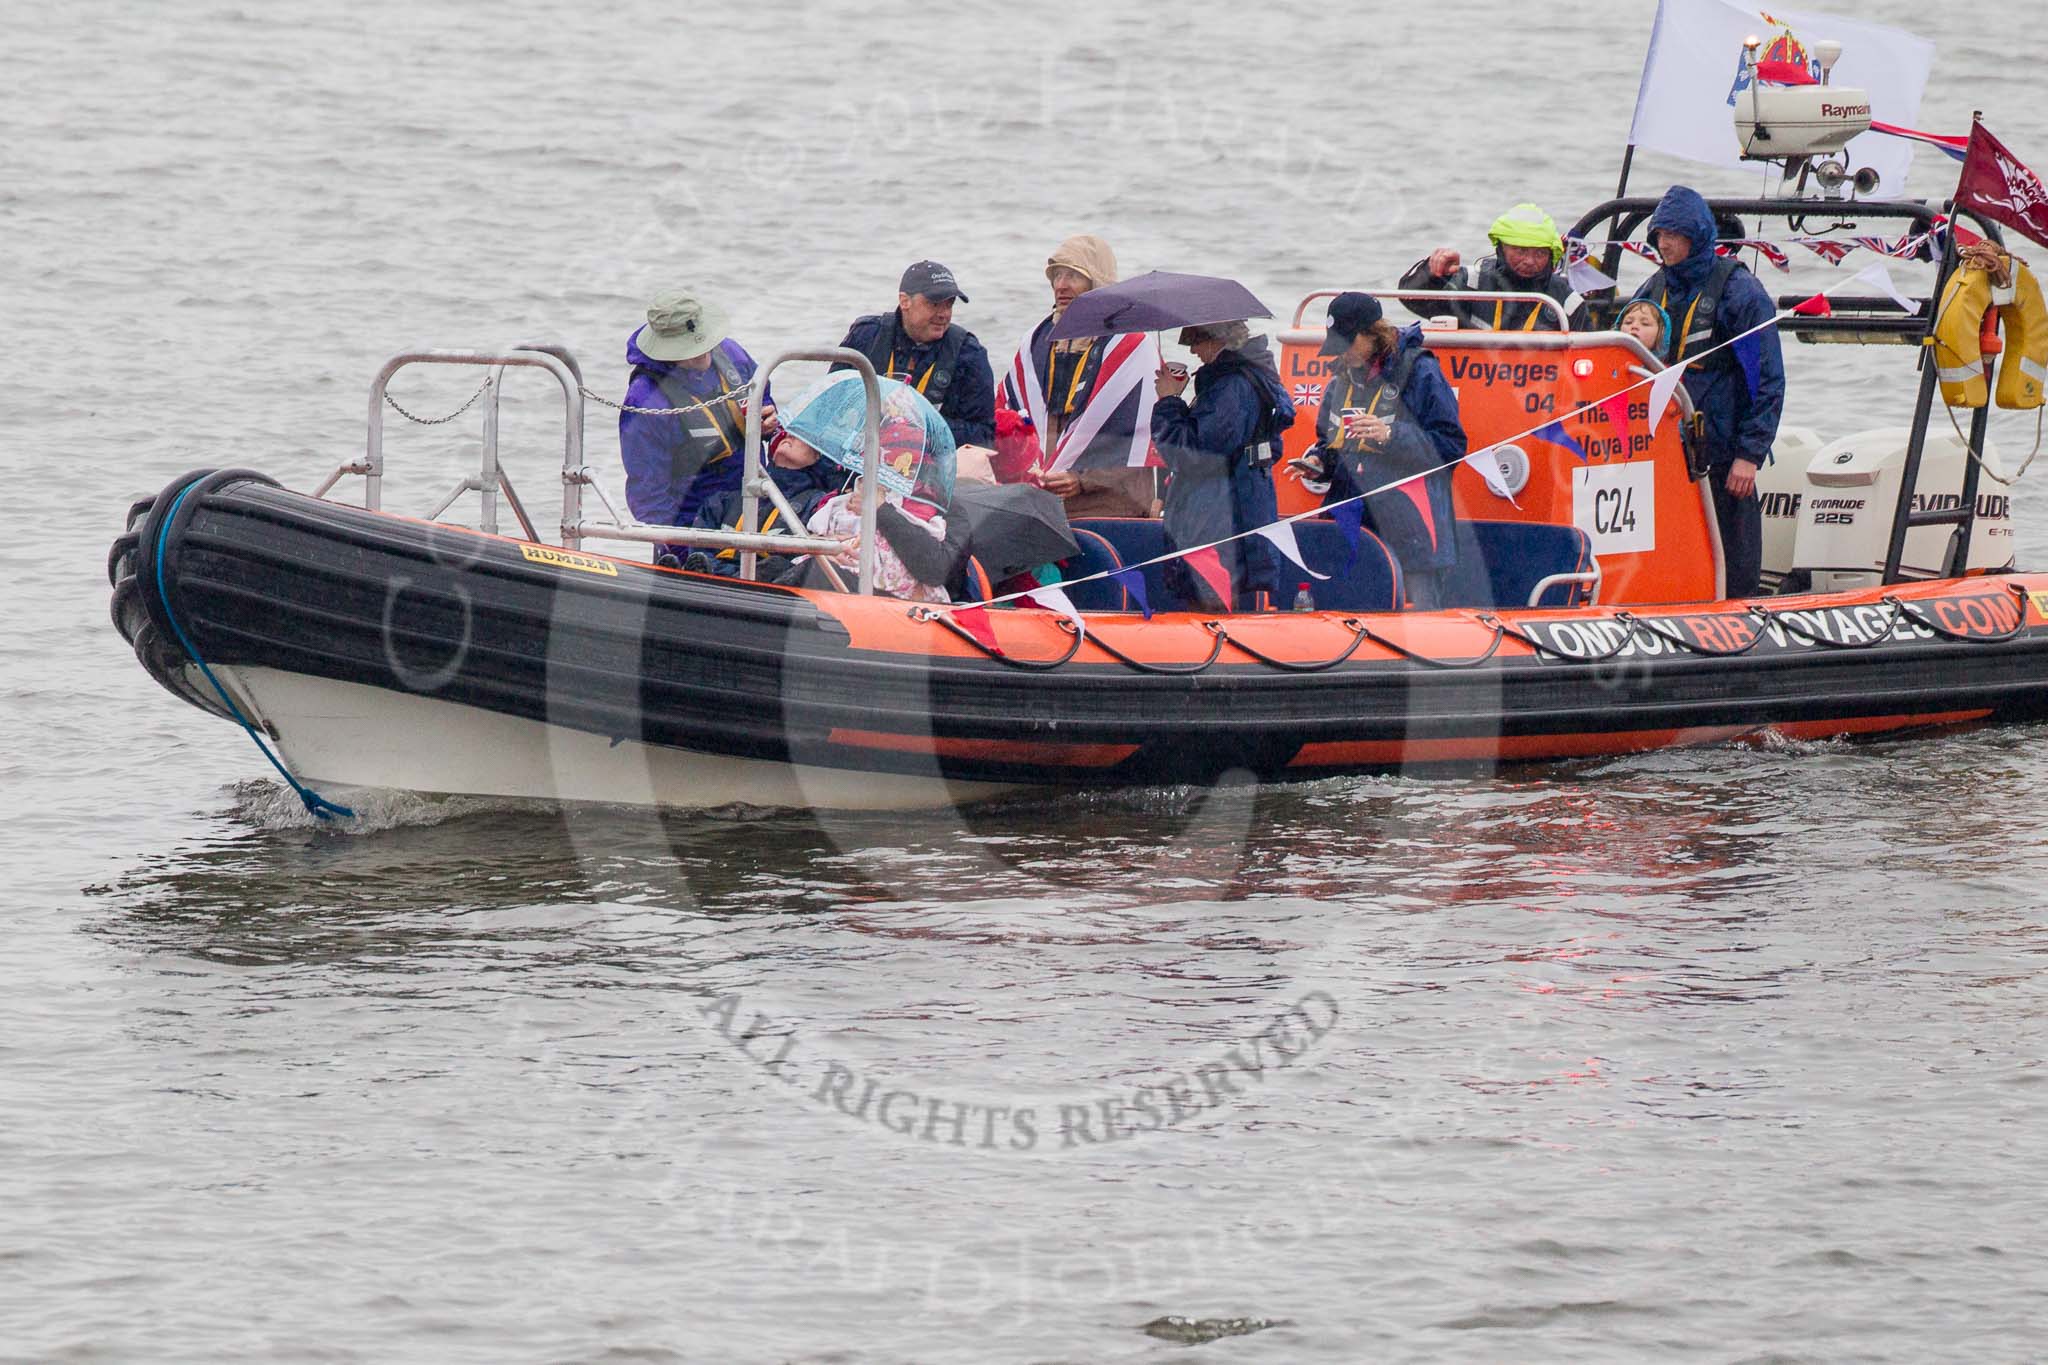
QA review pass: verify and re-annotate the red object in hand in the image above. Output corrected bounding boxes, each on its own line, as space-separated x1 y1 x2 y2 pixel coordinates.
990 406 1044 484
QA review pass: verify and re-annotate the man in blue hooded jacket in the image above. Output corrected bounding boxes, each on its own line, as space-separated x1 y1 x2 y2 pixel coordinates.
1629 186 1785 598
1150 320 1295 611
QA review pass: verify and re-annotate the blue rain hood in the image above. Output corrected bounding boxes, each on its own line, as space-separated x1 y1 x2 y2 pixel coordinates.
1647 186 1720 290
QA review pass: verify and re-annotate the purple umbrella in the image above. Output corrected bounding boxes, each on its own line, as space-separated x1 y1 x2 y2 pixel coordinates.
1046 270 1272 342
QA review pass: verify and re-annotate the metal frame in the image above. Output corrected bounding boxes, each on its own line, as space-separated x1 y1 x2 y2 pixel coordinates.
332 344 889 591
736 349 885 592
1290 286 1573 332
1563 194 2014 585
330 347 586 541
1531 557 1603 607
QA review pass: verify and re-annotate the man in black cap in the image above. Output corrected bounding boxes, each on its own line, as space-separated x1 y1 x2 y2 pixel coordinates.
835 260 996 449
1302 292 1468 609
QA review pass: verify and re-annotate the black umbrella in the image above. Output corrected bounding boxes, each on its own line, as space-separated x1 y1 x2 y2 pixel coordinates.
949 482 1079 578
1046 270 1272 342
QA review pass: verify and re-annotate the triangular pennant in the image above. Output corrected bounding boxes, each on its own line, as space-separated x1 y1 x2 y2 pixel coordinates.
1852 261 1919 316
1397 480 1441 552
1597 392 1633 448
1108 567 1152 618
1183 546 1235 611
1567 257 1617 295
951 604 1003 655
1530 419 1588 461
1018 583 1085 638
1646 362 1689 436
1792 292 1832 317
1331 498 1363 569
1462 447 1520 506
1730 333 1763 400
1254 521 1330 580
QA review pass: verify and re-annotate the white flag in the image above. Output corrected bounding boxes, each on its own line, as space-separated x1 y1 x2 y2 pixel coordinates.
1254 521 1330 580
1462 448 1520 507
1629 0 1934 196
1018 583 1085 639
1647 363 1691 436
1853 260 1918 315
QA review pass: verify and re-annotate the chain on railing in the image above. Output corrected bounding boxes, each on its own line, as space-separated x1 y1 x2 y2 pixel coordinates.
381 375 495 426
574 384 753 418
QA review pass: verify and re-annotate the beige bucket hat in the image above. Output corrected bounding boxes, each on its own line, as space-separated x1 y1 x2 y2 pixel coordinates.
639 288 730 362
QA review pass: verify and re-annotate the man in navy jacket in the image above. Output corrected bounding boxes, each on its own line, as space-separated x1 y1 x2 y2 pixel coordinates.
1630 186 1786 598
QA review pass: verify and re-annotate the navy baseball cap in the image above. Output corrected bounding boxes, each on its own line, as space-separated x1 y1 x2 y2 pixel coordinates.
900 260 968 303
1318 292 1383 356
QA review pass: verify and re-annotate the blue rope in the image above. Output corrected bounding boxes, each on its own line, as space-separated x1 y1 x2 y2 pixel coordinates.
151 482 356 821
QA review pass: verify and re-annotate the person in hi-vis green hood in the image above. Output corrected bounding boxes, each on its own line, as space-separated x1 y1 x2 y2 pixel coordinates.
1398 203 1590 332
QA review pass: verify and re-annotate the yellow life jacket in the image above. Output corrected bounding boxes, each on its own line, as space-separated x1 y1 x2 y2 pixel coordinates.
1998 263 2048 411
1933 259 2048 411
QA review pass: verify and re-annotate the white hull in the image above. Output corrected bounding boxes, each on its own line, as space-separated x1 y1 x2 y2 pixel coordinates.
208 666 1026 812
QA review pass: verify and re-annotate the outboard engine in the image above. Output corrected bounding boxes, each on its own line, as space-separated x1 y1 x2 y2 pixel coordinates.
1756 427 2015 591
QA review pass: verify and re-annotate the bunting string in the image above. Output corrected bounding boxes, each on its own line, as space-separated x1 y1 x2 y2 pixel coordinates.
1566 222 1946 272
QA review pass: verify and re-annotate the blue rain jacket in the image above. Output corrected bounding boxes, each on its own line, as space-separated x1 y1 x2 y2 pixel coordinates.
620 329 771 529
1315 324 1467 574
1150 336 1296 607
835 313 997 450
1631 186 1786 470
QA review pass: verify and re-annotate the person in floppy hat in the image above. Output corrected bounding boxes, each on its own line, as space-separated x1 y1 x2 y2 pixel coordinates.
619 287 778 555
1398 202 1588 331
1301 292 1467 609
835 260 996 450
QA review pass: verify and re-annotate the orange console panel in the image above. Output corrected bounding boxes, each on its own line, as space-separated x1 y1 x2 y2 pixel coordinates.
1274 300 1721 606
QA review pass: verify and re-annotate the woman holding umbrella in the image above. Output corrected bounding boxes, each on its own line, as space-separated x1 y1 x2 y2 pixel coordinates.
1149 319 1296 612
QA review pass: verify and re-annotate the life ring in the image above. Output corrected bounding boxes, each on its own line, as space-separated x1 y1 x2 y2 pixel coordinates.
1934 258 2048 411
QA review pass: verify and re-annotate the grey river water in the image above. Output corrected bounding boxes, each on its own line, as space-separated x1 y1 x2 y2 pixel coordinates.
8 2 2048 1360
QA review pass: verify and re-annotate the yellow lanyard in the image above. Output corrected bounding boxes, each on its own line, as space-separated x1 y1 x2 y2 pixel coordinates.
1054 339 1096 415
888 347 937 394
1491 299 1543 332
1332 370 1389 449
1660 286 1706 361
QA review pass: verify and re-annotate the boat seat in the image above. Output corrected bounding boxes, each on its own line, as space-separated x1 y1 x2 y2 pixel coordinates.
1071 518 1179 610
1074 517 1405 613
958 556 996 603
1059 527 1129 611
1449 520 1597 608
1286 519 1404 613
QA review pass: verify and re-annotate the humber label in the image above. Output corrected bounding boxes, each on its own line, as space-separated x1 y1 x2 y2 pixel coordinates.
521 544 620 577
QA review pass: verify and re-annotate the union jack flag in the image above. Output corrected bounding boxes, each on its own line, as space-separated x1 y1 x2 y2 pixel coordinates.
1870 120 1970 164
1566 235 1660 264
1795 238 1855 265
1715 239 1792 272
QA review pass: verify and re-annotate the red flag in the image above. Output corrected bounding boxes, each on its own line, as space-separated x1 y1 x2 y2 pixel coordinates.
1597 392 1633 446
1754 59 1817 87
1182 546 1235 610
1792 292 1832 317
1956 122 2048 251
951 605 1003 656
1396 481 1441 551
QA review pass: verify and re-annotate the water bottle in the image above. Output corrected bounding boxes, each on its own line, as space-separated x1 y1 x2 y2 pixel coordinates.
1291 582 1315 612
